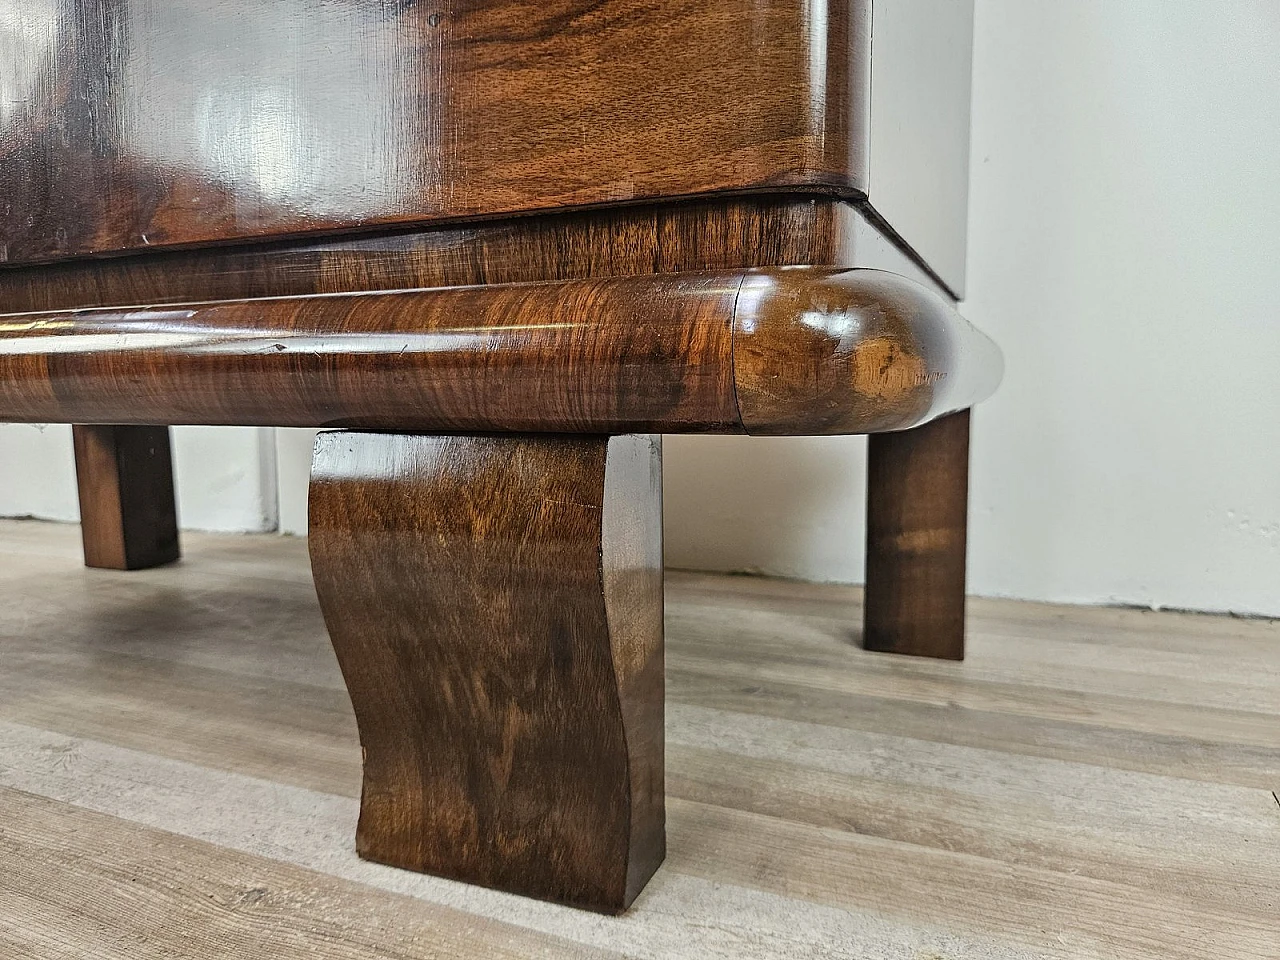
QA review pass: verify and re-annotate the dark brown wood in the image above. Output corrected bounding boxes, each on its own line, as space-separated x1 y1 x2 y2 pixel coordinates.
864 409 971 660
0 273 737 433
2 198 994 669
308 432 664 912
0 1 869 265
71 425 179 571
0 198 866 315
733 269 1002 435
0 269 1000 435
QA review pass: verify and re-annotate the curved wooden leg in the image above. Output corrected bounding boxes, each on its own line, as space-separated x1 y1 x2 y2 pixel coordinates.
72 425 180 570
308 432 664 912
864 410 971 660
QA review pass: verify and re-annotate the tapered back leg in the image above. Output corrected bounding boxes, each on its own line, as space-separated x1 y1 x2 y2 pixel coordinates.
73 425 180 571
864 409 971 660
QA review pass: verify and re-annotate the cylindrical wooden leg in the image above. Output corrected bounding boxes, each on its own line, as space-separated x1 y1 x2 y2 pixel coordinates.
72 425 180 570
308 432 665 912
864 409 971 660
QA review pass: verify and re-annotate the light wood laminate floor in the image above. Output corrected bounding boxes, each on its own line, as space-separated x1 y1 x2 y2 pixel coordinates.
0 518 1276 959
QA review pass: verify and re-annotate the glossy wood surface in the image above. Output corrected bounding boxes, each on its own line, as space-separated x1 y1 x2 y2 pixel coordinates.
0 0 869 265
864 409 971 660
0 268 1000 435
71 424 179 571
734 268 1001 435
0 272 739 433
309 432 664 911
0 198 923 314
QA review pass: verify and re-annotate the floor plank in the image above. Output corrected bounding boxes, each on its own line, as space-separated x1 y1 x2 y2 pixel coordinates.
1 519 1278 959
0 786 625 960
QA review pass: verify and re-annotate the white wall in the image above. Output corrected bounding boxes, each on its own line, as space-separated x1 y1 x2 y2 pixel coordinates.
0 424 81 523
275 429 319 536
3 0 1279 615
0 425 278 533
957 0 1280 615
674 0 1280 616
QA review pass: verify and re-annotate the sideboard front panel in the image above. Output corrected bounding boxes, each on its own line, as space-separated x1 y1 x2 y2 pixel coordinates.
0 0 870 265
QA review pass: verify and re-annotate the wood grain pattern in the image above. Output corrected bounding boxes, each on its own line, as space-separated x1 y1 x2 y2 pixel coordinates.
864 409 971 659
0 273 739 433
71 424 179 570
733 270 1002 434
0 269 999 435
308 433 664 911
0 198 913 315
0 0 869 265
2 521 1278 958
0 788 624 960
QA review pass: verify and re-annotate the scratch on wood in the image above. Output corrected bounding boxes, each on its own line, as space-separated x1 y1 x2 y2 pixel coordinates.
540 498 601 512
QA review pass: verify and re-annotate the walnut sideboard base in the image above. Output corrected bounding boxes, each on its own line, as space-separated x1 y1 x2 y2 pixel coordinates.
64 416 967 911
6 0 986 914
2 201 1000 912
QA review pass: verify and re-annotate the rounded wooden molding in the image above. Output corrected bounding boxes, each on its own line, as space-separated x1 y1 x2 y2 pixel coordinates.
733 268 1003 435
0 268 1000 435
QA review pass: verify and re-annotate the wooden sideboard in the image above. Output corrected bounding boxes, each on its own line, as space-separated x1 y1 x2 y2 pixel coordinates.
0 0 996 912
